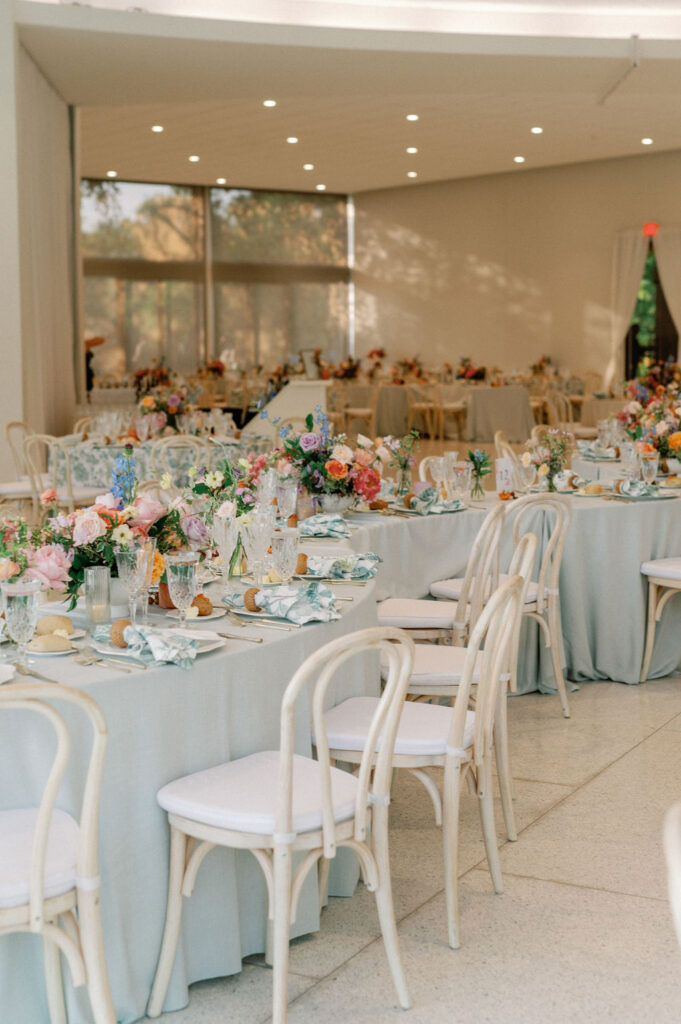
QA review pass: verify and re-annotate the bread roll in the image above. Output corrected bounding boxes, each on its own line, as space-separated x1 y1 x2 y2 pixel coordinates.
295 553 308 575
369 499 388 510
192 594 213 616
403 492 414 508
27 634 72 653
244 587 262 612
35 614 74 637
584 483 602 495
110 618 131 648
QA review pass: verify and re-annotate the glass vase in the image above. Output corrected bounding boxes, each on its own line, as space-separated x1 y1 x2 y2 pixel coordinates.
396 465 412 497
470 474 485 500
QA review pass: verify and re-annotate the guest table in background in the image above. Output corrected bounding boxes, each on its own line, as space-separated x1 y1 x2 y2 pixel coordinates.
463 386 535 442
579 397 626 428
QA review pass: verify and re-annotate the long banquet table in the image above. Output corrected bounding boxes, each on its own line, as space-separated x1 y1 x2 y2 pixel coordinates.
3 494 681 1021
463 386 535 442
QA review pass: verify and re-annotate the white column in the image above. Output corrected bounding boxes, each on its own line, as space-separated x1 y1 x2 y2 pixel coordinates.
0 6 24 479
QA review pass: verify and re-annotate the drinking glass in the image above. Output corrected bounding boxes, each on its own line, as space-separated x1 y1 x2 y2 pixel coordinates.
241 506 273 584
271 530 299 583
430 457 446 498
275 477 298 524
164 551 200 627
517 462 536 493
84 565 111 626
639 452 659 486
115 543 152 626
451 462 472 502
2 579 42 667
257 468 278 507
212 514 239 594
137 538 157 624
620 444 640 482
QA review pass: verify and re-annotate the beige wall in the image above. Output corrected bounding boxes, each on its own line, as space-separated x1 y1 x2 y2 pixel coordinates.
353 149 681 376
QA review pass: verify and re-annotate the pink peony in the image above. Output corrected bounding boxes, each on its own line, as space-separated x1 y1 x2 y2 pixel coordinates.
40 488 57 506
354 466 381 501
129 493 165 531
72 508 108 546
27 544 73 591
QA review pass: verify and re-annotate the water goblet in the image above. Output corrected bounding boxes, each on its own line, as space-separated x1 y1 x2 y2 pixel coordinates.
451 462 472 502
2 579 42 667
275 477 298 524
620 444 640 483
240 506 273 585
164 551 200 628
271 530 299 583
115 543 151 626
212 514 239 593
639 452 659 487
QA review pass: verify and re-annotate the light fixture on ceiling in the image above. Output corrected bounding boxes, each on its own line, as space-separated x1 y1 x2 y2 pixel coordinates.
151 125 164 133
641 137 653 145
514 156 526 164
216 178 227 185
407 171 418 178
263 99 277 107
286 137 299 144
406 147 418 154
188 155 200 162
315 184 326 191
303 163 314 170
106 170 117 178
406 114 419 121
531 126 543 134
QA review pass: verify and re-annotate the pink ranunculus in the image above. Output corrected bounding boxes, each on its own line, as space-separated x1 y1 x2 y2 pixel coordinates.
40 488 57 506
353 447 373 468
72 508 108 546
129 493 165 531
26 544 73 592
181 514 209 549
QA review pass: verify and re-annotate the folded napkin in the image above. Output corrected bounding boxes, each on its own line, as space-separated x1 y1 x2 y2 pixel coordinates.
398 487 463 515
92 624 198 669
305 552 381 580
223 581 340 624
299 513 350 538
553 470 585 492
577 442 618 460
616 479 655 498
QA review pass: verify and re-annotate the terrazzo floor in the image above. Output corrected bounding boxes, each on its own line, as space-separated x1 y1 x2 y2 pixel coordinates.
148 676 681 1024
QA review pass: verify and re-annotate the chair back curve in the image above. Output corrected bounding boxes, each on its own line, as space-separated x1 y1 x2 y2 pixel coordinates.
505 493 571 613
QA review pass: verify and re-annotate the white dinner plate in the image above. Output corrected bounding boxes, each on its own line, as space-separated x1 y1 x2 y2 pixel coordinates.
91 635 225 658
166 608 227 622
26 646 78 657
221 602 283 621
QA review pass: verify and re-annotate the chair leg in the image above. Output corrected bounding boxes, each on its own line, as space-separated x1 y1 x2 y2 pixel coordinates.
477 759 503 895
640 581 659 682
547 602 570 718
317 855 331 913
494 694 517 841
271 842 293 1024
442 761 463 949
371 804 411 1007
77 889 116 1024
147 827 188 1018
43 934 67 1024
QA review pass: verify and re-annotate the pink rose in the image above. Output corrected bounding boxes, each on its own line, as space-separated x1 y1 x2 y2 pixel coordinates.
40 488 57 506
129 494 165 531
27 544 73 592
181 514 209 549
353 448 373 468
72 508 108 546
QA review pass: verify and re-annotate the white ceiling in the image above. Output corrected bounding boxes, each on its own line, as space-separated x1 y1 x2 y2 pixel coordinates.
16 1 681 194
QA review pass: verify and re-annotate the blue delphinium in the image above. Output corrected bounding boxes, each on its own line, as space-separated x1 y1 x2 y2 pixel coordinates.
111 444 138 508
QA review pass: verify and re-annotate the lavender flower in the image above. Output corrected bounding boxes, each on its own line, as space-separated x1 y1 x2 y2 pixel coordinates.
300 432 323 452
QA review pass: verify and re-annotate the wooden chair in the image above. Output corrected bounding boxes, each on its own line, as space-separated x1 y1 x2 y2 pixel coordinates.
324 574 525 949
344 385 379 438
663 802 681 949
147 627 414 1023
431 385 467 441
0 682 115 1023
73 417 92 435
639 558 681 682
406 383 435 437
545 391 597 441
23 434 101 519
325 384 347 433
0 422 37 507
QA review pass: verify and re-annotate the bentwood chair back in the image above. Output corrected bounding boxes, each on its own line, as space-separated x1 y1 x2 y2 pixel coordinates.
148 627 415 1023
149 435 212 490
6 421 32 479
23 434 100 519
0 682 115 1023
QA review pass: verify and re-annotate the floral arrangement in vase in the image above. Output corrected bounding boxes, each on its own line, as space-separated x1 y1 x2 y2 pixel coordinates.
134 365 171 396
467 449 492 499
523 428 573 492
457 357 486 381
138 385 192 432
204 360 226 378
377 431 419 495
618 383 681 461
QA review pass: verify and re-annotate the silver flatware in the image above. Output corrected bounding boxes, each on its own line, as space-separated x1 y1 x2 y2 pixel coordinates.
14 663 59 684
84 645 148 669
74 653 133 674
217 632 263 644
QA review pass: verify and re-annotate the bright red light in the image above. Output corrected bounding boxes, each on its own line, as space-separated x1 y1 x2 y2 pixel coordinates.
643 222 659 237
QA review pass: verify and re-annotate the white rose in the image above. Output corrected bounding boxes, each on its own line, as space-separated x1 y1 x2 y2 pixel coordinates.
537 464 549 477
356 433 373 449
655 421 669 436
520 451 532 467
331 444 354 465
216 499 237 518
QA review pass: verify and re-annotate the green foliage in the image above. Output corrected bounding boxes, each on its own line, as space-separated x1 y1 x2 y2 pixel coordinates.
631 250 657 350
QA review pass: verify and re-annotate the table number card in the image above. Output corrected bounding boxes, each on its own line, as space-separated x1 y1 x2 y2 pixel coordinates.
495 457 514 494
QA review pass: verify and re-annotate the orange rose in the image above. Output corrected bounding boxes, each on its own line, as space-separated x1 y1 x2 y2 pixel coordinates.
141 396 156 409
325 459 348 480
636 442 656 454
668 432 681 452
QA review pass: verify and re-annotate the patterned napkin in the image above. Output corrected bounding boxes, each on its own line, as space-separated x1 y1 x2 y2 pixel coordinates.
397 487 463 515
554 470 585 492
92 624 198 669
223 581 340 624
576 441 618 460
304 552 381 580
299 513 350 538
616 479 655 498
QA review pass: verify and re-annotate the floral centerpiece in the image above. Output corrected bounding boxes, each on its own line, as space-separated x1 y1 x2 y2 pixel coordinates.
204 360 226 378
523 428 573 492
619 383 681 462
139 385 192 433
457 357 486 381
377 431 419 495
134 365 171 396
467 449 492 499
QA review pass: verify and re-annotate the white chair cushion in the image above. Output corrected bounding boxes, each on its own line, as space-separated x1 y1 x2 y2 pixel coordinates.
377 598 459 629
0 808 79 910
322 696 475 757
157 750 359 836
641 557 681 582
408 643 482 688
429 573 538 605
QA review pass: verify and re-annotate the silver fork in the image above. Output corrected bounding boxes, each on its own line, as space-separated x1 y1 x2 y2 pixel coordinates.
74 652 133 674
14 663 59 684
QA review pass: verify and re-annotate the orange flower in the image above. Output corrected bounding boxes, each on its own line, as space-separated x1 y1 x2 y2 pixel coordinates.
669 432 681 452
636 442 656 454
141 396 156 409
325 459 348 480
151 551 165 584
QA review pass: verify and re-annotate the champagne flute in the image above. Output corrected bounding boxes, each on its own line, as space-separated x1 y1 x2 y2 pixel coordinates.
138 538 157 624
2 579 42 667
164 551 199 627
212 514 239 596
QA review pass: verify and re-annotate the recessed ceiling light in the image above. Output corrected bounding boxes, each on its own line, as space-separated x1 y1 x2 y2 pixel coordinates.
406 114 419 121
406 147 418 154
514 156 526 164
286 137 299 144
303 163 314 170
263 99 277 107
530 126 543 134
106 170 117 178
216 178 227 185
641 137 653 146
151 125 164 133
188 155 200 162
315 184 326 191
407 171 418 178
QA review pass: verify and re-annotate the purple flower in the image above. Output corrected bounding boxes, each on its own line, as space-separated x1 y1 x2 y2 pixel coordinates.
181 514 209 548
300 432 323 452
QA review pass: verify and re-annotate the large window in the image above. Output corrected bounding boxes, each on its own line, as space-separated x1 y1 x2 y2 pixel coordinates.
81 180 349 381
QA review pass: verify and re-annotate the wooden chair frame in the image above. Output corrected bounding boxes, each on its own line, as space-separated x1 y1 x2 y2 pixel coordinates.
148 627 415 1024
0 682 114 1023
640 573 681 682
23 433 96 519
149 435 212 490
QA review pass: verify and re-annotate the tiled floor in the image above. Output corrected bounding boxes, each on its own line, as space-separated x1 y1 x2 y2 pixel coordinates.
152 677 681 1023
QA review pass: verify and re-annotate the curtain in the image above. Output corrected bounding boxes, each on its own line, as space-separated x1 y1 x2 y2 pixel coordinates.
653 228 681 360
605 229 648 389
16 46 76 436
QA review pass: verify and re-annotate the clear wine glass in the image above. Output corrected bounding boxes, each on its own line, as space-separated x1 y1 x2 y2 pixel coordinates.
212 514 239 595
275 477 298 524
451 462 472 502
2 579 42 667
271 530 299 583
164 551 200 628
240 506 273 585
639 452 659 486
257 468 278 507
138 538 157 624
115 543 151 626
